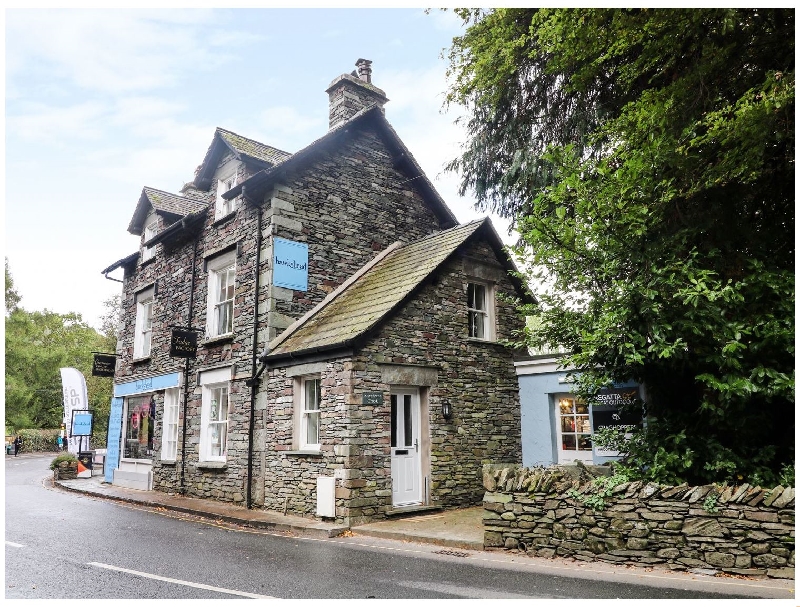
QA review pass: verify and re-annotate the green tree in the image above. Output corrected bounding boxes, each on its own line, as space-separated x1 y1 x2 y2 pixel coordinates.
5 303 116 445
5 258 21 315
445 8 794 485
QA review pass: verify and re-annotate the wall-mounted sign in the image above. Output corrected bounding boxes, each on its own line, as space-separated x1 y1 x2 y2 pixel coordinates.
170 328 198 358
273 237 308 291
362 392 384 405
71 410 94 437
92 354 117 377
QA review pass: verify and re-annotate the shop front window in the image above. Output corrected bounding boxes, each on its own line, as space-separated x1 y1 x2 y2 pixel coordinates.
124 395 155 459
556 395 592 462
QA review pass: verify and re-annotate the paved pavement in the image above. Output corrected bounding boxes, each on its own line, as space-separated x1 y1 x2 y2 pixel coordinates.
53 472 484 549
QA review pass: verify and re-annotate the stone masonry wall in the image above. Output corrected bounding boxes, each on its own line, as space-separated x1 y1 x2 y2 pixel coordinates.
115 123 447 506
261 238 525 526
483 466 795 579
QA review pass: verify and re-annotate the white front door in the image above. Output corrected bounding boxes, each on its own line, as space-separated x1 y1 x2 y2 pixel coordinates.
390 389 421 506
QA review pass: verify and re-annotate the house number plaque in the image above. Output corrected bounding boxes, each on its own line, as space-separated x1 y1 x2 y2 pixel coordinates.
362 392 384 405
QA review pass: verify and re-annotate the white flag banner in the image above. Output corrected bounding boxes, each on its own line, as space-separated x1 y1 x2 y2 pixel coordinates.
60 367 88 455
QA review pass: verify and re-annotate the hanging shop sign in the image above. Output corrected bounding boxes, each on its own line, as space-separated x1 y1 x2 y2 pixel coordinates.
170 328 198 358
273 237 308 291
92 353 117 377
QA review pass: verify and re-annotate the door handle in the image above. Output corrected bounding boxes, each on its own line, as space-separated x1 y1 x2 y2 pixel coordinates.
415 439 418 452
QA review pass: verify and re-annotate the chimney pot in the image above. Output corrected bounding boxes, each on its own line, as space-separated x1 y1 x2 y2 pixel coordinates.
356 58 373 84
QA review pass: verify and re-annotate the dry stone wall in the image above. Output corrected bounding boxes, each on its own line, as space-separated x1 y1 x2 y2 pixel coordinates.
483 465 795 579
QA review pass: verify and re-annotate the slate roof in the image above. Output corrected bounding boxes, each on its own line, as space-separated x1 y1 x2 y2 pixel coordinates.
127 187 208 235
193 128 292 189
217 128 292 166
101 251 139 276
225 106 459 229
265 219 488 361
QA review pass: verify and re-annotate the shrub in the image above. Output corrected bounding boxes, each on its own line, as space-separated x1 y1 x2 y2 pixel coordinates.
49 453 78 470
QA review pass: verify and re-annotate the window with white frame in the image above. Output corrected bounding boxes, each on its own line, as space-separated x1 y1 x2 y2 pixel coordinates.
160 388 179 462
200 367 231 462
215 173 237 219
297 377 321 450
467 281 495 340
555 394 593 462
206 251 235 338
141 217 158 263
133 287 154 359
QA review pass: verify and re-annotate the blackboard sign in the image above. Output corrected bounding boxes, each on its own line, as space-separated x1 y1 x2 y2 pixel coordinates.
592 387 642 457
170 328 198 358
92 354 117 377
362 392 384 405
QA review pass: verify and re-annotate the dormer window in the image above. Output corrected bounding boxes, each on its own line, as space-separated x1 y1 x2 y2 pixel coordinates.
215 174 238 219
141 218 158 263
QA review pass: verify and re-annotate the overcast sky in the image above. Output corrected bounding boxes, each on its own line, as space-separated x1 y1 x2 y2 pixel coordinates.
5 8 513 330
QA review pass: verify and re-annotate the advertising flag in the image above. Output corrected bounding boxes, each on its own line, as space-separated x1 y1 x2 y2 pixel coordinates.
60 367 88 455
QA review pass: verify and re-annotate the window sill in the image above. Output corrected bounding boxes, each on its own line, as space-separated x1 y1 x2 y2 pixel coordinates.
202 334 233 347
197 461 227 470
465 337 500 345
212 211 236 228
284 450 323 457
140 256 155 268
132 356 152 365
159 460 176 466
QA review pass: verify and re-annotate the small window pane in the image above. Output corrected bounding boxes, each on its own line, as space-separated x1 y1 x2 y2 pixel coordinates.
559 399 574 415
562 434 577 451
561 417 576 432
578 435 592 451
390 395 397 448
306 413 319 446
403 395 412 447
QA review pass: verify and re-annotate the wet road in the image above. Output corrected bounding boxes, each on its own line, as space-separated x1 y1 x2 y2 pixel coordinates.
5 453 782 600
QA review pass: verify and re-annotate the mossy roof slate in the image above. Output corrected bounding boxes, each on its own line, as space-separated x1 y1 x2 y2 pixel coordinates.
267 219 486 359
216 128 292 166
127 187 208 235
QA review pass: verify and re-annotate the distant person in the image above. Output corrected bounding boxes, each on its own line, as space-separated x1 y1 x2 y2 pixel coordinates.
56 435 63 451
62 436 69 452
13 436 22 456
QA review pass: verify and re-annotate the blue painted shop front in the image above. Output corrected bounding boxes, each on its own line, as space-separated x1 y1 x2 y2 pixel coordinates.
515 356 642 468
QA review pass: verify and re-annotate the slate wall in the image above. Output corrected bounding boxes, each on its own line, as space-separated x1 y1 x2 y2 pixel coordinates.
483 466 795 580
261 239 525 525
115 126 449 505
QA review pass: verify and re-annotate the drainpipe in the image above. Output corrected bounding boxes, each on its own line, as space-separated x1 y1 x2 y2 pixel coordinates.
245 187 263 509
180 233 199 495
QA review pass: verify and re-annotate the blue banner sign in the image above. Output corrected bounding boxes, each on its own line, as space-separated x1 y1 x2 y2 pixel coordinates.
113 372 180 398
105 397 124 483
71 411 93 436
273 237 308 291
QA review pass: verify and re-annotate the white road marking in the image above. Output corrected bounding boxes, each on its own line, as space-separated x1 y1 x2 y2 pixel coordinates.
87 562 277 599
5 541 25 548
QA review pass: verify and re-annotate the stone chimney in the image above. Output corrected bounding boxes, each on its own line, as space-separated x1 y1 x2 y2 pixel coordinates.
326 58 389 130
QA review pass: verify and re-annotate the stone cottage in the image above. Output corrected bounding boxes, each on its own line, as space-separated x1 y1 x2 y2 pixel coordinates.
101 59 530 526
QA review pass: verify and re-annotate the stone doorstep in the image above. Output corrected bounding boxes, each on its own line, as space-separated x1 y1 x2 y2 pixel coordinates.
384 504 442 518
